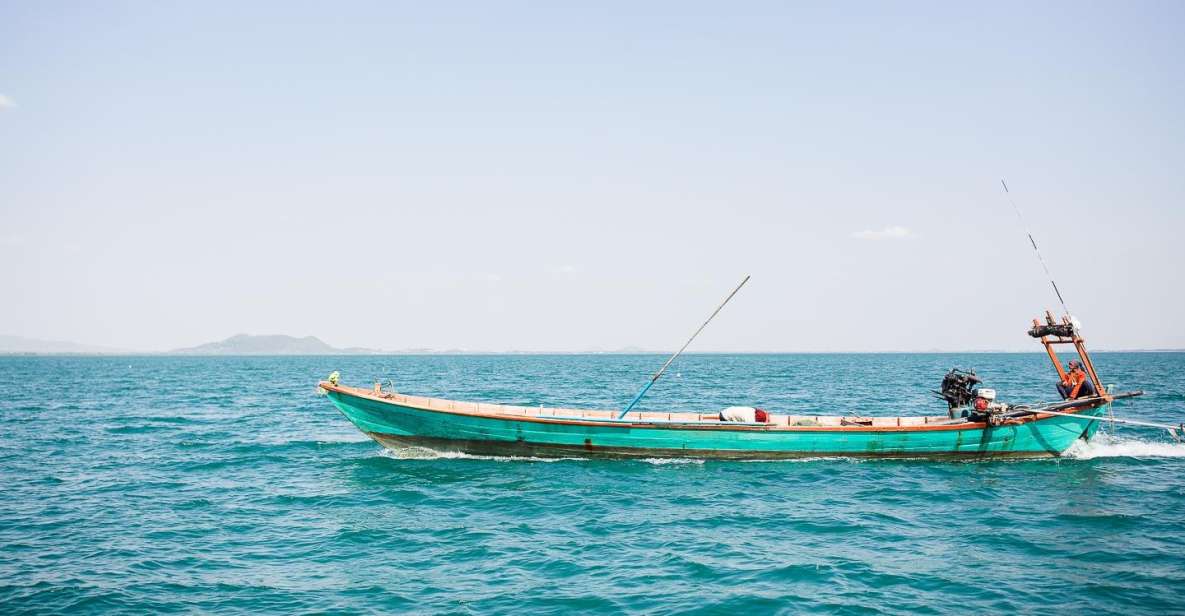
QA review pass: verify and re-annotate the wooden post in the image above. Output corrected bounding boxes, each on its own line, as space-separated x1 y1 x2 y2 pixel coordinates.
1035 317 1068 382
1036 311 1108 403
1072 336 1107 400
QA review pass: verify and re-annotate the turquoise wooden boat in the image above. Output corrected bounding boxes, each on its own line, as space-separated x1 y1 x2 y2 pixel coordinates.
319 382 1113 459
320 312 1146 459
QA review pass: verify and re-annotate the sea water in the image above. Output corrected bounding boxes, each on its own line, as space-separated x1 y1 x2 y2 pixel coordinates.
1 353 1183 614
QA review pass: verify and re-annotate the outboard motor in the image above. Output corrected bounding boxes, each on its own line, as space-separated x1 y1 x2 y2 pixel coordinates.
936 369 982 418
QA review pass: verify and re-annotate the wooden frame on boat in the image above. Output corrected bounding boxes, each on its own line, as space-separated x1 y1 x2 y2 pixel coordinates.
1032 310 1107 399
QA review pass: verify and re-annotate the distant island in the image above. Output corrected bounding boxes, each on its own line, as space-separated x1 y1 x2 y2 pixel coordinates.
169 334 382 355
0 333 382 355
2 333 1181 355
166 335 651 355
0 334 130 355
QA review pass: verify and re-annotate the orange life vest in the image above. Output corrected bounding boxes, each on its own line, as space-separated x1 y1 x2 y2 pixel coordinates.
1062 368 1088 398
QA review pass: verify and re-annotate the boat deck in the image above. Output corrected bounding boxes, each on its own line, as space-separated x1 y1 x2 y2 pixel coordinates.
330 384 960 429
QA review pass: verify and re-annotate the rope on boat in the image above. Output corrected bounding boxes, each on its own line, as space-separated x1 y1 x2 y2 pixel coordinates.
1106 384 1117 435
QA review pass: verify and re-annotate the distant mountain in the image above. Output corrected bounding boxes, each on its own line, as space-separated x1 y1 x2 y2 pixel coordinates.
0 335 130 355
605 346 651 354
169 334 380 355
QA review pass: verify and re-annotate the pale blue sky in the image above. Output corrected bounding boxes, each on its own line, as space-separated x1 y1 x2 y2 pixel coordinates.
2 1 1183 352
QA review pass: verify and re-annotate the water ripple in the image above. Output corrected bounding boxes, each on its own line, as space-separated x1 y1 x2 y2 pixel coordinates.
1 354 1183 614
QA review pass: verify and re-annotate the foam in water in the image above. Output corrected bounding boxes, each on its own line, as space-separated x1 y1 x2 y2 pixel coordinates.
1064 432 1185 459
639 457 705 465
377 445 582 463
377 446 709 464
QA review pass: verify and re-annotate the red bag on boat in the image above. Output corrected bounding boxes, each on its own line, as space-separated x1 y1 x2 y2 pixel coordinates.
754 408 769 423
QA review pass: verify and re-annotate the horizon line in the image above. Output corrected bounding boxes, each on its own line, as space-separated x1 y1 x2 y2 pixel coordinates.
2 349 1183 357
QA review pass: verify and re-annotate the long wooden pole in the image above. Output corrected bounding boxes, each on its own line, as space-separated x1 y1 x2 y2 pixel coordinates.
1018 402 1181 441
618 275 750 419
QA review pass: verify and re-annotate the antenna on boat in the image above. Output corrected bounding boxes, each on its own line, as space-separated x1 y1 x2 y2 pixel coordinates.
1001 179 1072 318
617 275 750 419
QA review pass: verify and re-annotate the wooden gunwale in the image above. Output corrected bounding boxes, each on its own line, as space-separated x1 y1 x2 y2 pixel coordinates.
319 382 1107 434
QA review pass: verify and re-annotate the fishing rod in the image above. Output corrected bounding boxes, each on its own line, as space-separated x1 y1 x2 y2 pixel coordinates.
1001 179 1072 318
617 275 750 419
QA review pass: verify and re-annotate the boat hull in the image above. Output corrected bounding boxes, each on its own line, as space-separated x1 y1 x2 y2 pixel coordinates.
325 388 1106 459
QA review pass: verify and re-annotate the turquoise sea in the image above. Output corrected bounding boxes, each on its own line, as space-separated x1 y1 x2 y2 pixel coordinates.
2 353 1183 614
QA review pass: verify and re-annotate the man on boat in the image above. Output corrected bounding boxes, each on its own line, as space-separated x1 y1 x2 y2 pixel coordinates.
1057 360 1096 399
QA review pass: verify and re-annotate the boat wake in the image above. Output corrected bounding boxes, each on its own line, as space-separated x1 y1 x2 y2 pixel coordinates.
376 446 582 463
1064 433 1185 459
639 457 705 465
375 446 708 464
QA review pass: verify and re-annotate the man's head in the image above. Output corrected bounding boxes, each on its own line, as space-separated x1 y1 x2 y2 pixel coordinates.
1068 360 1083 371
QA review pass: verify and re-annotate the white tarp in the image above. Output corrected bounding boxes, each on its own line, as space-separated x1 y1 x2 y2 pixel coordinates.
719 406 757 422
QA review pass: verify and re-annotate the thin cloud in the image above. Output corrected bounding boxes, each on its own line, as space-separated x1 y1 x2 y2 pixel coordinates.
0 94 14 110
851 225 914 240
